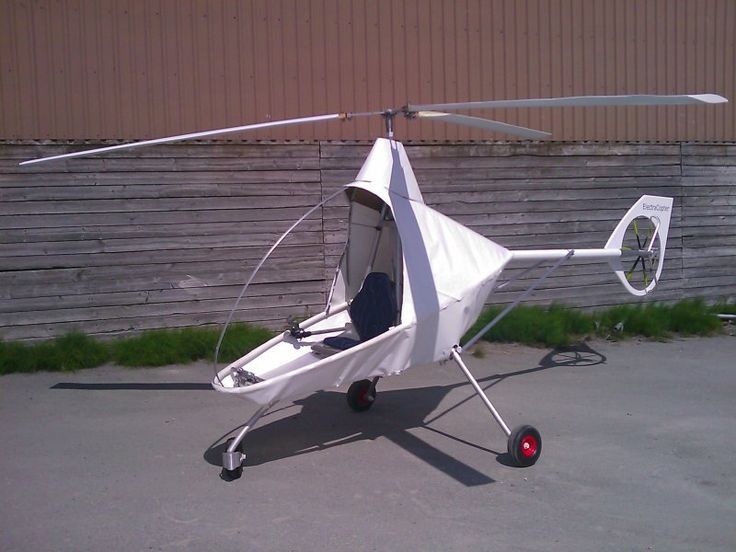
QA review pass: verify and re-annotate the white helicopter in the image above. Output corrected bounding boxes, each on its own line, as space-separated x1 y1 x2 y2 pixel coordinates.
22 93 726 479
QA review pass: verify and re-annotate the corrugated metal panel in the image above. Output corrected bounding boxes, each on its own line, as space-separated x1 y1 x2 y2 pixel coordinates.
1 0 734 141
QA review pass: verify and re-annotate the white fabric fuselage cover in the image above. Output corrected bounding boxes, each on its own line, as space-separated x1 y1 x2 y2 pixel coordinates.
330 138 512 364
217 138 513 405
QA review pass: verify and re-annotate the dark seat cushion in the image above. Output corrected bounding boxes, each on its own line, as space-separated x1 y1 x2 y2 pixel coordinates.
319 272 398 353
322 336 362 350
349 272 398 341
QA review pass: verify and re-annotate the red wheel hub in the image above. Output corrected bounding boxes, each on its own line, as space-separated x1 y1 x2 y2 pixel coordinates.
519 434 538 458
357 384 373 406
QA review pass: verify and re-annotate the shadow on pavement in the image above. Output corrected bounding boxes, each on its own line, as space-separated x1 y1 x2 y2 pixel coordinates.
48 342 605 485
204 341 606 486
51 382 212 391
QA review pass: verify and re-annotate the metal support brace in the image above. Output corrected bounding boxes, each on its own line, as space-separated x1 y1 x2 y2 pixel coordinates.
462 250 574 351
222 404 270 471
494 259 546 290
450 347 511 437
364 205 389 279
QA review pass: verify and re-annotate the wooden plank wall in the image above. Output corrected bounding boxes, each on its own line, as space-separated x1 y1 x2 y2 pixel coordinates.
0 143 327 340
681 144 736 301
1 141 734 341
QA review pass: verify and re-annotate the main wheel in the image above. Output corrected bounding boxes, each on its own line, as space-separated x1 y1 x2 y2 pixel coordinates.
347 379 376 412
507 425 542 467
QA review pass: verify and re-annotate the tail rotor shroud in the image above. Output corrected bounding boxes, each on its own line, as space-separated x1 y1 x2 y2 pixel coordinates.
604 195 673 296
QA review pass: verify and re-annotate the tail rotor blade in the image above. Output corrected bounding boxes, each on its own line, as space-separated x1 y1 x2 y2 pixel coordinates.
409 94 728 112
415 110 551 139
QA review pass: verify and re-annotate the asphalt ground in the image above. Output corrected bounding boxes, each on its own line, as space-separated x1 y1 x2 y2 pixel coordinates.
1 336 734 551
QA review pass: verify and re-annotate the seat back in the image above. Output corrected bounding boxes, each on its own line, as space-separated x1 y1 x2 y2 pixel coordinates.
349 272 398 341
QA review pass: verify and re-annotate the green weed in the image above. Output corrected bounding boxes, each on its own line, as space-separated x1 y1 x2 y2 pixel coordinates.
464 299 723 349
593 299 721 339
713 303 736 315
463 304 595 348
0 332 110 375
110 324 274 367
0 300 726 375
0 324 274 374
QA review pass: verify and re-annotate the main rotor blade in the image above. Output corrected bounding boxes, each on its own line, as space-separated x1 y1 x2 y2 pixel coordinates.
415 111 551 139
408 94 727 112
20 112 374 166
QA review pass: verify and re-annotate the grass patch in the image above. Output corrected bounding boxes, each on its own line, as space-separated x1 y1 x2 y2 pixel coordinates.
593 299 722 339
110 324 274 367
215 324 275 363
0 323 274 375
464 299 723 349
0 332 110 375
463 304 595 348
594 304 672 340
0 300 727 375
714 303 736 315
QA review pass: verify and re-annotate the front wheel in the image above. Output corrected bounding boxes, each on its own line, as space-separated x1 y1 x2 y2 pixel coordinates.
507 425 542 467
220 466 243 481
346 379 377 412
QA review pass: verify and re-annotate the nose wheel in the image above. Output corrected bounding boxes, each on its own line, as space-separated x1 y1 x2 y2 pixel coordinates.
220 437 244 481
219 404 271 481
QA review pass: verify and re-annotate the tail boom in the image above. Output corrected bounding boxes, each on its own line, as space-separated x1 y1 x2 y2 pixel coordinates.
509 248 621 262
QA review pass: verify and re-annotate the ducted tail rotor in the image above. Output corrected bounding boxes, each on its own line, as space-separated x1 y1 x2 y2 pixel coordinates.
604 195 674 296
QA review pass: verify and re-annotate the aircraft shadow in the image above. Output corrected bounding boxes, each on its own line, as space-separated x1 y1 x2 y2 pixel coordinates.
204 341 606 486
51 382 212 391
48 343 605 486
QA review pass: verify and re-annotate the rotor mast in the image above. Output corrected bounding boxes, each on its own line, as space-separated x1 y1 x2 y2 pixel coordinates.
382 109 396 138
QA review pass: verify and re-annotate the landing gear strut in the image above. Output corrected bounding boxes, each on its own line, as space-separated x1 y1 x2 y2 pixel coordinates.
220 404 270 480
451 347 542 467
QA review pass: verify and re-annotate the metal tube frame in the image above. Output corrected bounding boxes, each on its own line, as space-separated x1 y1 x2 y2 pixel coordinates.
448 251 574 438
213 188 346 383
326 190 355 316
494 259 546 290
462 250 574 352
364 204 389 279
450 348 511 436
222 404 271 471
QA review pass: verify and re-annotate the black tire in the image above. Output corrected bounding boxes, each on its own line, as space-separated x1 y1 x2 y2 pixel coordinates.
220 437 244 481
346 379 376 412
220 466 243 481
507 425 542 467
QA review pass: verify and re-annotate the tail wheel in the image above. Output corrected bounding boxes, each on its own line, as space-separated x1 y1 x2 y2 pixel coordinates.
621 216 662 292
347 379 377 412
508 425 542 467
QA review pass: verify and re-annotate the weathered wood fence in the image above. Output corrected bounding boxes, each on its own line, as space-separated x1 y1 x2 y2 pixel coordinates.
1 141 734 341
